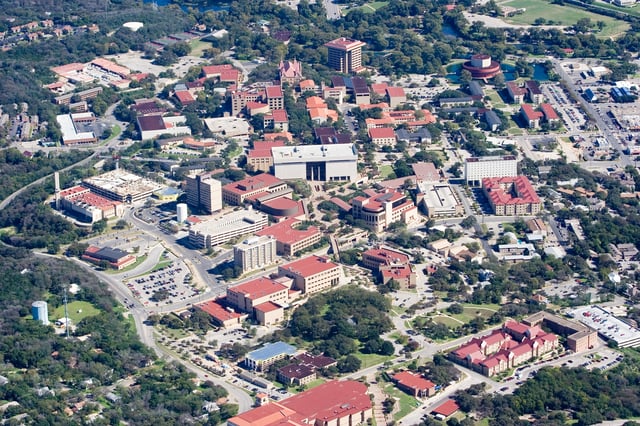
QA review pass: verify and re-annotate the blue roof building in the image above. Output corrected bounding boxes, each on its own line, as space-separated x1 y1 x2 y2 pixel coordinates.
245 341 297 371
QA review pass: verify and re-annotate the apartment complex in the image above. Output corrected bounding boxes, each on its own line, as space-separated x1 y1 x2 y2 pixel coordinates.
233 235 277 274
324 37 366 74
483 176 542 216
185 172 222 213
449 321 559 377
464 155 518 186
351 189 418 232
278 255 341 295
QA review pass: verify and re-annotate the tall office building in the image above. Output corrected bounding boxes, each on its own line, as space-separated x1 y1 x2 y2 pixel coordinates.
233 235 277 274
185 172 222 213
324 38 366 74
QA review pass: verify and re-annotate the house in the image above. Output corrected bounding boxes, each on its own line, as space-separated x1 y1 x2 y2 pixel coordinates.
393 371 436 397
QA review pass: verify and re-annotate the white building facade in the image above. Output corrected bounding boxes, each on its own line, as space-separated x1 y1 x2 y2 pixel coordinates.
464 155 518 186
272 144 358 182
233 235 277 273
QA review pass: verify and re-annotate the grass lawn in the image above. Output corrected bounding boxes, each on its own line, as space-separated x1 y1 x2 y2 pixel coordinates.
432 315 464 328
189 39 213 57
449 304 499 323
355 352 393 369
379 164 394 179
156 323 190 340
499 0 629 38
99 124 121 147
350 1 388 13
383 383 421 421
150 260 173 273
475 418 490 426
304 378 326 389
105 254 147 274
52 301 101 324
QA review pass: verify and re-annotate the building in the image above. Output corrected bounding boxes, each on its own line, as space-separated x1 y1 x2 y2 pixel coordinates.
56 113 98 145
278 255 341 295
380 265 416 289
196 300 248 328
185 172 223 213
272 144 359 182
362 246 410 270
201 64 242 85
540 103 560 125
228 380 372 426
233 235 277 274
324 37 366 73
265 85 285 110
221 173 291 206
82 246 137 270
506 82 526 104
59 185 125 223
525 81 544 104
247 140 285 173
464 155 518 186
520 104 543 129
498 243 538 262
137 114 191 140
177 203 188 223
188 208 269 249
431 400 460 420
274 353 338 385
277 364 316 386
570 305 640 348
449 321 559 377
523 312 597 353
369 127 396 147
462 54 501 79
226 276 294 316
82 169 164 203
32 301 49 326
263 109 289 132
244 341 297 371
396 128 432 145
386 87 406 108
393 371 436 398
483 110 502 132
417 182 463 218
351 189 418 232
256 218 323 256
483 176 542 216
279 60 303 85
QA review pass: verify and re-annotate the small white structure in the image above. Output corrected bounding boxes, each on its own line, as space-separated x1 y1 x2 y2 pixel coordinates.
177 203 188 223
122 22 144 32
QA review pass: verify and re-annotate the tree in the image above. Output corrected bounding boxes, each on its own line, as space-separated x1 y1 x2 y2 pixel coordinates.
459 69 473 85
337 355 361 373
460 216 477 229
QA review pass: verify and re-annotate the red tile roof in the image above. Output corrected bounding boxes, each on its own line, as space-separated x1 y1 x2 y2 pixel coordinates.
483 176 541 206
281 380 371 422
254 301 282 313
386 87 406 98
381 264 413 279
363 247 410 265
432 399 459 417
197 300 244 322
174 90 195 104
229 277 287 300
369 127 396 139
256 218 320 245
279 255 339 278
540 103 559 120
520 104 543 121
393 371 435 391
265 86 283 98
370 83 388 95
222 173 284 196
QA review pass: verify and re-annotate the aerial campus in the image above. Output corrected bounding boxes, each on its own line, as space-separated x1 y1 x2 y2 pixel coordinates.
4 0 640 424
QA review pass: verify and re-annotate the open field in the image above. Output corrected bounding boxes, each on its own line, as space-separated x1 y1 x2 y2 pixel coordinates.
379 165 395 179
450 304 499 323
350 1 388 13
432 315 464 328
52 301 101 324
355 352 393 368
383 383 421 420
499 0 629 38
189 39 213 57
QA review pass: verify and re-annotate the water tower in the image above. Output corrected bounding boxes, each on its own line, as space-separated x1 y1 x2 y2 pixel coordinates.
177 203 188 223
31 301 49 325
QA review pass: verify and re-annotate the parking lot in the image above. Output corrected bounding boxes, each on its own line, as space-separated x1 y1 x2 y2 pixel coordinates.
124 255 199 308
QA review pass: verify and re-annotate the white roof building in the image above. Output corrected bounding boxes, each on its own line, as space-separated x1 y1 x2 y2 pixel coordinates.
272 144 358 182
